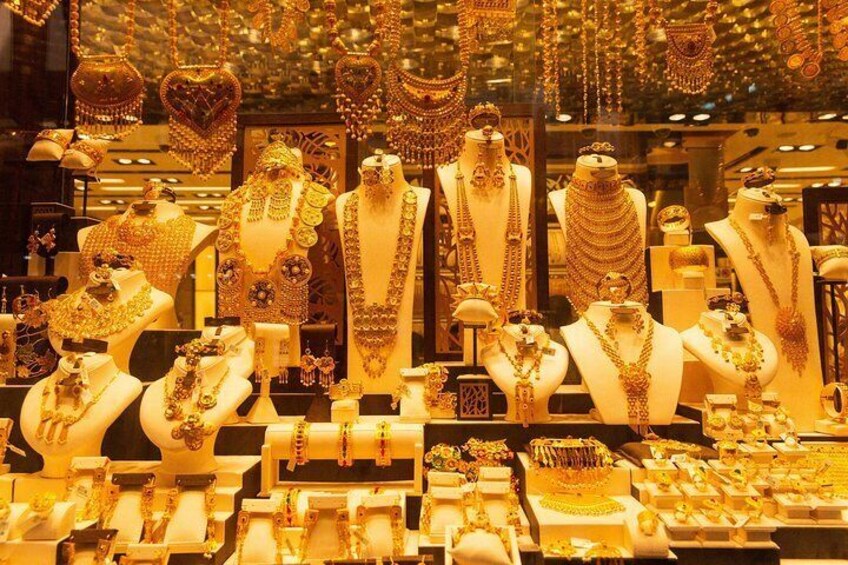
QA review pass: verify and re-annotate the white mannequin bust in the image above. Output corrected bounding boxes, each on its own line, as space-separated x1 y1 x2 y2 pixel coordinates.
20 353 142 478
562 301 682 426
47 269 174 373
139 353 252 474
681 310 779 397
705 186 822 429
437 130 532 311
199 323 255 380
481 323 568 424
336 153 430 393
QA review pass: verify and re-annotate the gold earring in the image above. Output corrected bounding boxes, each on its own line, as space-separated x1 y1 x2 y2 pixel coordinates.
299 344 316 387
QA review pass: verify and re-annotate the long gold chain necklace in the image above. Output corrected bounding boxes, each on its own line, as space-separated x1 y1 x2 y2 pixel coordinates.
455 166 523 314
217 167 330 326
768 0 828 79
383 0 469 169
163 366 229 451
563 177 647 314
69 0 142 140
45 284 153 342
343 188 417 379
79 210 195 297
160 0 241 178
579 0 623 123
498 338 542 428
651 0 719 94
584 312 654 435
324 0 386 141
541 0 561 115
698 322 764 402
728 217 808 375
36 371 119 445
248 0 309 52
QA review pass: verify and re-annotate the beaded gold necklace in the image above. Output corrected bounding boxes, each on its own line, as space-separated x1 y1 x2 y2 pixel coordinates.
45 283 153 342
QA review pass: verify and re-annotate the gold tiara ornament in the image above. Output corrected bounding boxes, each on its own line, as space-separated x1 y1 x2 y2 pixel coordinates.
468 102 502 131
742 167 776 189
255 141 305 177
578 141 615 156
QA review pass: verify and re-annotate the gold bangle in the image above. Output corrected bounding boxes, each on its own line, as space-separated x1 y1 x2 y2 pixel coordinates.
338 423 353 467
674 501 693 523
657 205 691 233
35 129 72 147
638 509 659 536
813 247 848 270
820 382 848 422
375 421 392 467
669 245 709 274
291 421 310 466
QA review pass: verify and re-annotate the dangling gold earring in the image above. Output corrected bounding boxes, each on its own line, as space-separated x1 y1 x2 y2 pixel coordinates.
299 344 316 387
317 342 336 390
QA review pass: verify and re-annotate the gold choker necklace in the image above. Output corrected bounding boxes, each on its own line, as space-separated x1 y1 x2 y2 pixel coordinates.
45 284 153 342
37 371 119 445
699 321 764 402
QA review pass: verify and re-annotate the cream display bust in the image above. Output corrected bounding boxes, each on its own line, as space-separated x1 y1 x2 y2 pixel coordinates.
199 323 255 380
705 187 822 429
681 311 779 396
437 130 532 310
481 324 568 424
562 301 683 426
336 153 430 393
548 154 647 246
47 269 173 373
20 353 142 478
139 354 252 474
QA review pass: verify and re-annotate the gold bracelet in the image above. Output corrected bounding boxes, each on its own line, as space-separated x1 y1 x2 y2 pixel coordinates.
638 509 659 536
280 487 300 526
821 382 848 422
657 205 691 233
338 423 353 467
140 482 156 543
291 421 310 467
375 421 392 467
203 479 218 558
235 510 250 564
813 247 848 270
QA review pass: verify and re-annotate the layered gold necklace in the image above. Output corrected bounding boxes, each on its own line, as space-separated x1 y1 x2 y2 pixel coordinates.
160 0 241 178
45 283 153 342
698 321 764 402
583 312 655 435
728 217 808 375
324 0 386 141
37 366 118 445
69 0 143 140
455 164 523 314
651 0 719 94
562 177 647 314
216 148 330 326
79 209 195 297
343 187 417 379
383 0 469 169
163 364 229 451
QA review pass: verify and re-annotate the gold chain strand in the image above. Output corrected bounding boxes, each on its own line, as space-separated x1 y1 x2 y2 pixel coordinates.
728 217 808 375
651 0 719 94
455 165 523 314
562 177 647 313
699 322 765 403
343 188 417 379
45 284 153 342
37 373 119 445
3 0 61 26
69 0 143 139
583 313 655 435
540 493 624 516
541 0 561 115
79 212 195 297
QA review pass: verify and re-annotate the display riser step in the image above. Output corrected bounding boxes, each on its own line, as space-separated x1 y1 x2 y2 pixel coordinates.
672 547 779 565
542 559 673 565
771 525 848 559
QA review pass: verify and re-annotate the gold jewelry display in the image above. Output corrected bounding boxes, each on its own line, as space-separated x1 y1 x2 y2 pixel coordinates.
424 443 468 476
419 363 457 413
585 542 623 563
657 205 692 233
324 0 387 141
140 481 156 542
203 479 219 557
450 513 511 558
498 336 542 427
745 496 764 521
248 0 308 52
217 143 330 326
45 281 152 342
64 465 108 521
652 0 719 94
288 421 310 471
375 420 392 467
579 0 624 122
79 210 195 297
383 0 468 169
669 245 710 274
674 501 693 522
563 176 648 313
27 492 57 520
3 0 60 26
328 378 364 401
69 0 143 140
529 437 614 489
544 540 576 558
540 493 624 516
541 0 561 115
638 509 659 536
821 382 848 421
728 216 808 375
342 187 417 379
162 365 230 451
63 530 116 565
36 369 118 445
465 0 515 49
455 161 523 315
768 0 826 79
583 311 655 435
642 438 702 460
699 321 765 402
160 0 241 178
338 422 354 467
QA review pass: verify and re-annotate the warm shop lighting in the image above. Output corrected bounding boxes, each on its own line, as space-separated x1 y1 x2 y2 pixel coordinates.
669 113 686 122
778 166 836 173
818 113 838 120
555 113 573 122
692 113 711 121
797 144 816 151
777 145 795 152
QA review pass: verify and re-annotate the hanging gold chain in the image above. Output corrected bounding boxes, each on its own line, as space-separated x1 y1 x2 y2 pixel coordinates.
167 0 231 68
69 0 136 58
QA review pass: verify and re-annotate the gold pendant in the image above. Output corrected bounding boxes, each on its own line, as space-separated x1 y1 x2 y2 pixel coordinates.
248 0 309 52
71 55 144 140
665 23 716 94
467 0 515 49
334 53 383 141
775 306 808 375
159 65 242 178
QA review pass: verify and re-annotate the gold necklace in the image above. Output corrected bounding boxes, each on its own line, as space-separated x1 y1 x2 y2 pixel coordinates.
248 0 309 52
768 0 827 79
699 321 765 402
651 0 719 94
45 284 153 342
728 217 808 375
3 0 60 26
583 312 655 435
36 372 119 445
563 177 647 314
541 0 561 115
455 166 523 314
498 337 542 428
324 0 386 141
579 0 623 122
540 493 624 516
217 155 331 326
163 366 229 451
160 0 241 178
69 0 143 140
79 211 195 297
343 187 417 379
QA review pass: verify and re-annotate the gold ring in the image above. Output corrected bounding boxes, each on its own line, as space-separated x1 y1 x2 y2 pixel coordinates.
657 205 691 233
638 510 659 536
674 501 693 523
820 382 848 422
29 492 57 518
596 272 632 303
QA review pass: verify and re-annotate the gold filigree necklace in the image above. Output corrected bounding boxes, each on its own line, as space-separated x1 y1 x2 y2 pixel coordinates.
455 165 523 314
160 0 241 178
37 367 119 445
698 321 764 402
45 283 153 342
163 365 230 451
343 187 418 379
651 0 719 94
69 0 143 140
497 336 542 428
728 217 807 375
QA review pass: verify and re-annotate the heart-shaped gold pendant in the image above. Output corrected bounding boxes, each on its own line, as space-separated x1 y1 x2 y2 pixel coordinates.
334 53 383 141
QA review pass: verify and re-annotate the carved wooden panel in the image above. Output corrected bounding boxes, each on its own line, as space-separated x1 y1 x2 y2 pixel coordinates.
817 202 848 383
242 126 346 342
